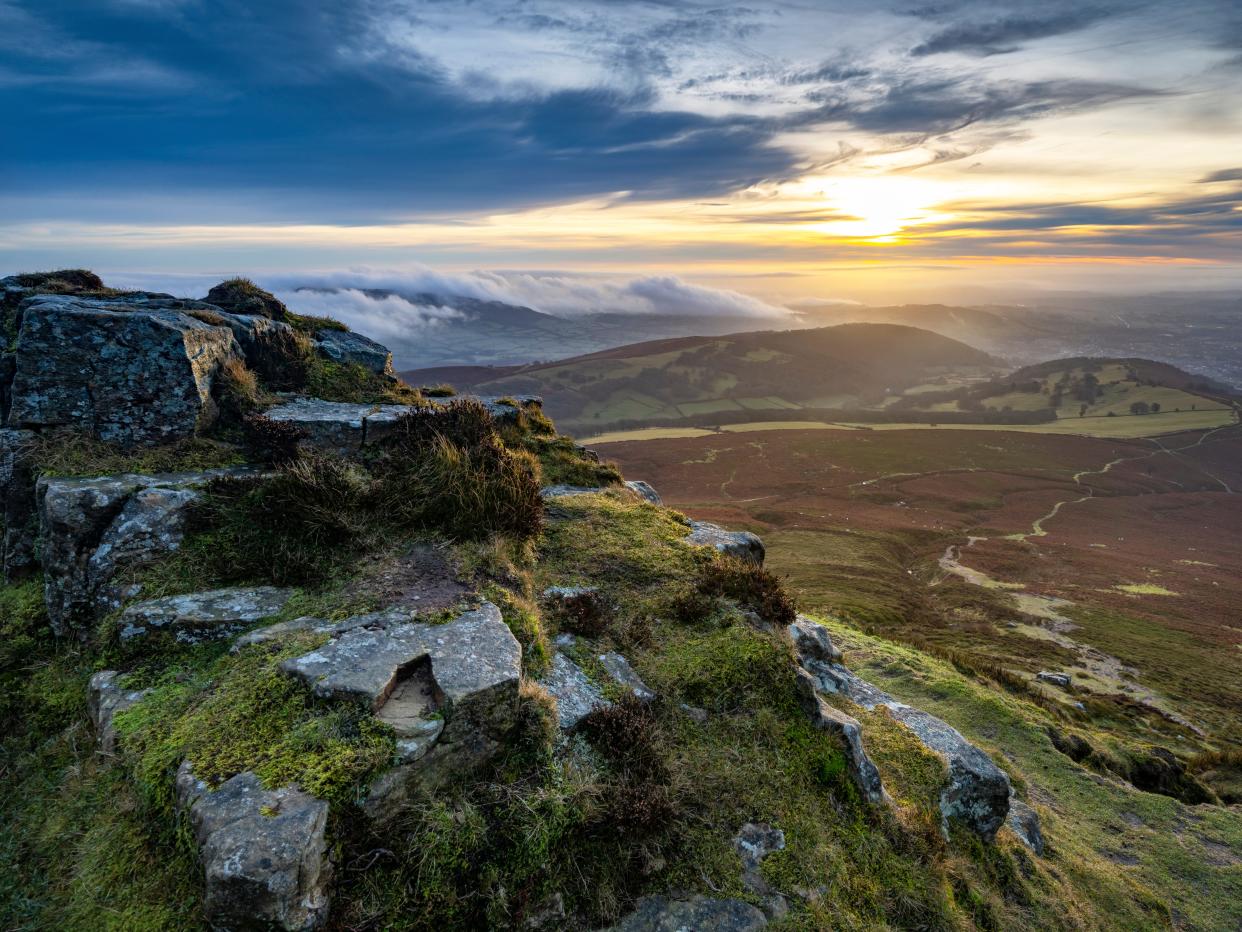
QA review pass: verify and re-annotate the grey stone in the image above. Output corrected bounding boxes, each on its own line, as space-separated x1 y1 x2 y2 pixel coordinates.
803 660 1011 840
6 295 240 446
795 669 886 806
735 823 787 917
88 670 149 756
540 484 612 499
215 312 295 365
393 717 445 765
609 894 767 932
279 603 522 815
686 520 765 566
1036 671 1072 689
313 328 393 375
231 610 407 653
540 653 610 731
264 398 373 452
1007 796 1045 856
624 480 662 505
119 586 295 642
38 468 256 636
176 763 331 931
0 428 37 579
788 615 843 664
681 703 709 723
599 651 655 702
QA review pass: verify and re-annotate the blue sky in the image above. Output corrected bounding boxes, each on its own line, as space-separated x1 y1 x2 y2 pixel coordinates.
2 0 1240 304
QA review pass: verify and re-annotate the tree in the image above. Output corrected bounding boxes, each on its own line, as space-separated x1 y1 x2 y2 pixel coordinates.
1130 401 1150 415
1151 402 1161 413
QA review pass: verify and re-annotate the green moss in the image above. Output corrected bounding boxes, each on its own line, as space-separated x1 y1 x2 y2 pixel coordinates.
116 636 394 812
304 357 421 405
285 311 348 333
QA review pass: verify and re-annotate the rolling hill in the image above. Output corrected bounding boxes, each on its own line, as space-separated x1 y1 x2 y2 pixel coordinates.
403 323 1000 432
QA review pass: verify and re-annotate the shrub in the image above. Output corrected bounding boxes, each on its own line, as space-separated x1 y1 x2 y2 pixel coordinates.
11 269 105 291
421 383 457 398
249 325 314 391
580 697 677 837
214 358 261 422
285 311 348 333
372 400 543 542
543 588 609 637
203 277 288 320
241 413 306 466
672 556 797 628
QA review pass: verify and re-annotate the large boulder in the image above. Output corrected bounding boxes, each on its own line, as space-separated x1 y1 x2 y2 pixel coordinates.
276 603 522 816
38 468 258 636
312 328 393 375
802 658 1013 841
0 427 37 579
5 295 241 446
118 586 295 643
176 763 331 931
686 520 765 566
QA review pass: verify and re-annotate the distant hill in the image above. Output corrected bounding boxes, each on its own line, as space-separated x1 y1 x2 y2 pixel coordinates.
413 323 1000 432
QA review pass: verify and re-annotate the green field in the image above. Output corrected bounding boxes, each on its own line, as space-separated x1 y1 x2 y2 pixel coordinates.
582 407 1236 444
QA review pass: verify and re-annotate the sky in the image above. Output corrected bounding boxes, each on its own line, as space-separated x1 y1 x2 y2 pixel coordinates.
1 0 1240 308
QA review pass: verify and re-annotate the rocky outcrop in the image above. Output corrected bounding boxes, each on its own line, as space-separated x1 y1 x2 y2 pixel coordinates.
312 328 393 375
0 427 37 578
176 764 331 931
118 586 294 643
788 615 843 664
5 295 240 446
265 394 544 452
801 658 1013 841
539 653 610 730
1036 671 1072 689
795 670 887 806
88 670 149 756
276 603 522 816
686 520 765 566
624 480 662 505
609 895 767 931
38 468 257 636
203 279 288 320
1007 796 1045 855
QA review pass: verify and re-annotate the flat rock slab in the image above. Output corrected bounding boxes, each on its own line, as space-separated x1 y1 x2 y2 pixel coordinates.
88 670 149 756
803 658 1013 841
176 764 331 932
609 895 767 932
119 586 295 642
599 651 655 702
541 653 609 731
6 294 240 446
38 467 260 636
686 520 765 566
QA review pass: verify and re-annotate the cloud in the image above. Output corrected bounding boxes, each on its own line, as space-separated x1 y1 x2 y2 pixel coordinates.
275 287 464 341
267 268 789 319
1199 168 1242 183
911 8 1114 57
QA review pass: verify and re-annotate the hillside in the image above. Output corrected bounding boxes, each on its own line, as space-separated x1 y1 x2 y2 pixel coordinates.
404 323 1000 433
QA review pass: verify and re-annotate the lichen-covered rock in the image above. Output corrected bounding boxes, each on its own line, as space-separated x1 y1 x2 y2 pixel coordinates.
624 480 662 505
734 823 788 918
789 615 843 664
0 427 37 579
541 653 610 730
541 484 611 499
803 660 1012 840
598 651 655 702
686 520 765 566
1036 671 1072 689
313 328 393 375
176 764 331 931
1007 795 1045 855
795 669 886 806
609 894 767 931
118 586 295 642
38 468 257 636
263 398 374 452
88 670 149 756
278 603 522 815
5 295 240 446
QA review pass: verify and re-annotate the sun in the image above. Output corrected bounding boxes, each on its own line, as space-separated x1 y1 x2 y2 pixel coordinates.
810 175 950 240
